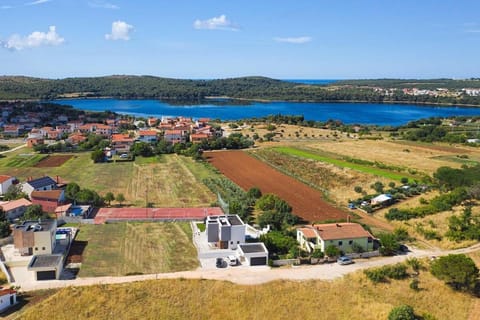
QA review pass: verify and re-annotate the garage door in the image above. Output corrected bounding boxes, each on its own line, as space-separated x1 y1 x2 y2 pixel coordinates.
36 270 56 281
250 257 267 266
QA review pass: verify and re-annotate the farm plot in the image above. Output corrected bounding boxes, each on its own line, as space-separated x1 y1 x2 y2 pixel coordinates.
4 153 46 167
250 148 386 206
126 154 216 207
34 155 74 167
205 150 347 222
75 222 198 277
307 139 464 175
272 146 408 181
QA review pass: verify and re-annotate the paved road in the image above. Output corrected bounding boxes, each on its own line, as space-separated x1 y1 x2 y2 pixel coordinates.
13 243 480 292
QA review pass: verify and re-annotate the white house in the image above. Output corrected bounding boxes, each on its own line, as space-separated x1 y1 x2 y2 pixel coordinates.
206 215 246 250
0 175 15 195
370 194 393 206
297 223 375 254
21 176 57 197
0 289 17 313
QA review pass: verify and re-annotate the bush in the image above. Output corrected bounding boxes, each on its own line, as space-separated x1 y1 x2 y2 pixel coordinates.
388 305 416 320
430 254 479 292
364 268 387 283
410 278 420 291
384 263 408 280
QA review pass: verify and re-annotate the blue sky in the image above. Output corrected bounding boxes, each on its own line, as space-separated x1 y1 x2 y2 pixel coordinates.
0 0 479 79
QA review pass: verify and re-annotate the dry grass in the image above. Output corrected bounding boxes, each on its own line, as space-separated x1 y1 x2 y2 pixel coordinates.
75 222 198 277
306 139 467 175
126 154 215 207
18 270 474 320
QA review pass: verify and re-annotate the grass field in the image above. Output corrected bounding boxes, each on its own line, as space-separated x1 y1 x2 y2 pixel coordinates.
4 153 46 168
0 148 215 207
17 269 475 320
273 146 408 181
75 222 198 277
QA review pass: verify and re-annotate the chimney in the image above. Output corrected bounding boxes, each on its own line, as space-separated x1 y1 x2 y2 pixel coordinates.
56 175 59 184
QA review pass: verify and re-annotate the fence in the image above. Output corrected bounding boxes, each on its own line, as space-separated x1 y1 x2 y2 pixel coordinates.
272 259 299 267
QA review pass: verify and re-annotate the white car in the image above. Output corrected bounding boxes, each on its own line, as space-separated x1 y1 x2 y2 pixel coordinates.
227 255 237 266
337 256 353 265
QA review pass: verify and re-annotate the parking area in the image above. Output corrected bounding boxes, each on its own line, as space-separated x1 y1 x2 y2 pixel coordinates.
192 223 249 269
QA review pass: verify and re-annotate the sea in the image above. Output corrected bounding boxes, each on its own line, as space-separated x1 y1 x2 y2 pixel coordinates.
52 78 480 126
55 98 480 126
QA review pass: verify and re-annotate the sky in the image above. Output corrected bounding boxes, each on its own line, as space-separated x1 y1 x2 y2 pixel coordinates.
0 0 479 79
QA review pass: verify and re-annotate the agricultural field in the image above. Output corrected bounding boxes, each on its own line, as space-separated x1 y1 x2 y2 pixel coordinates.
17 270 475 320
306 139 476 175
3 153 46 168
0 148 215 208
205 150 347 222
74 222 198 277
34 155 74 167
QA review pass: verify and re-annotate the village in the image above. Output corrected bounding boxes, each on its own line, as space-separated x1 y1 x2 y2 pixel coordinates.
0 101 393 315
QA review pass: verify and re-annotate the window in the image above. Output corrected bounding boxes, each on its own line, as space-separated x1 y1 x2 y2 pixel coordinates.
368 238 373 243
237 241 240 244
348 240 353 245
35 247 38 251
42 247 46 250
230 241 233 245
338 241 343 246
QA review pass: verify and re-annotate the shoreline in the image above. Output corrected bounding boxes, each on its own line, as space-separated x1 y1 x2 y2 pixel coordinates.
2 96 480 108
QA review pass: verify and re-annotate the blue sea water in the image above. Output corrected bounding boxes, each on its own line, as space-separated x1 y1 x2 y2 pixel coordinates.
56 98 480 126
282 79 338 85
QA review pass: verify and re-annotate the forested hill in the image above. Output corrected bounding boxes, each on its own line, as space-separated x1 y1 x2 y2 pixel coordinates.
1 75 480 106
0 75 293 100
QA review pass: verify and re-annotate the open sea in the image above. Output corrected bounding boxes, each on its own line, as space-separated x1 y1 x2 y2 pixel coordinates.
55 97 480 126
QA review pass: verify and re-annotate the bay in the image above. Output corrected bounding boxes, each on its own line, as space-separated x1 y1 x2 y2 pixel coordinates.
56 98 480 126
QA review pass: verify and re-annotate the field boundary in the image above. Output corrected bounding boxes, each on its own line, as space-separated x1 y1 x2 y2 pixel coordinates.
273 146 409 181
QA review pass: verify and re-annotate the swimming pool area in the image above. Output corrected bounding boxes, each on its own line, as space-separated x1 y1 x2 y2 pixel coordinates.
68 206 92 218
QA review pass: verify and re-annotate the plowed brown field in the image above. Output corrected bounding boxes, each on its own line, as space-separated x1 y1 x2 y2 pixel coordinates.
34 155 73 167
205 150 347 222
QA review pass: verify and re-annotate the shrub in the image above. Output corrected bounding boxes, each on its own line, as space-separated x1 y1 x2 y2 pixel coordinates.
430 254 479 292
410 278 420 291
325 245 340 258
388 305 416 320
364 268 387 283
384 263 408 280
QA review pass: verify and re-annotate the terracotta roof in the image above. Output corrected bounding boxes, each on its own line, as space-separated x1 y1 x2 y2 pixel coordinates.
298 227 318 238
138 130 157 136
31 189 64 201
0 289 16 297
311 223 373 240
0 175 12 183
111 134 133 142
0 198 32 212
55 203 72 213
165 130 184 135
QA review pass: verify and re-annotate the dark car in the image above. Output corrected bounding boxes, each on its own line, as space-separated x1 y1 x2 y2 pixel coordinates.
216 257 224 268
398 244 409 253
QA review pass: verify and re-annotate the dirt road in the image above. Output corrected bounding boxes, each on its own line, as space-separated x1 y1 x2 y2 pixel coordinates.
14 244 480 292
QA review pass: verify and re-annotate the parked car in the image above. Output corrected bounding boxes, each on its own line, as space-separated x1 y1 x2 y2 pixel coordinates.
119 153 129 158
216 257 225 268
398 244 409 253
337 256 354 265
227 255 237 266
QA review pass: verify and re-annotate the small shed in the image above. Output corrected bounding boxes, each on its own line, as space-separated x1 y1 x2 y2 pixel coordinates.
0 289 17 313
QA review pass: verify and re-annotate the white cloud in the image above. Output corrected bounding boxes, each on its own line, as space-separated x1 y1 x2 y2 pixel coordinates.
2 26 64 50
25 0 51 6
105 21 133 40
1 5 13 9
465 29 480 33
88 1 119 9
274 36 312 44
193 15 239 31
